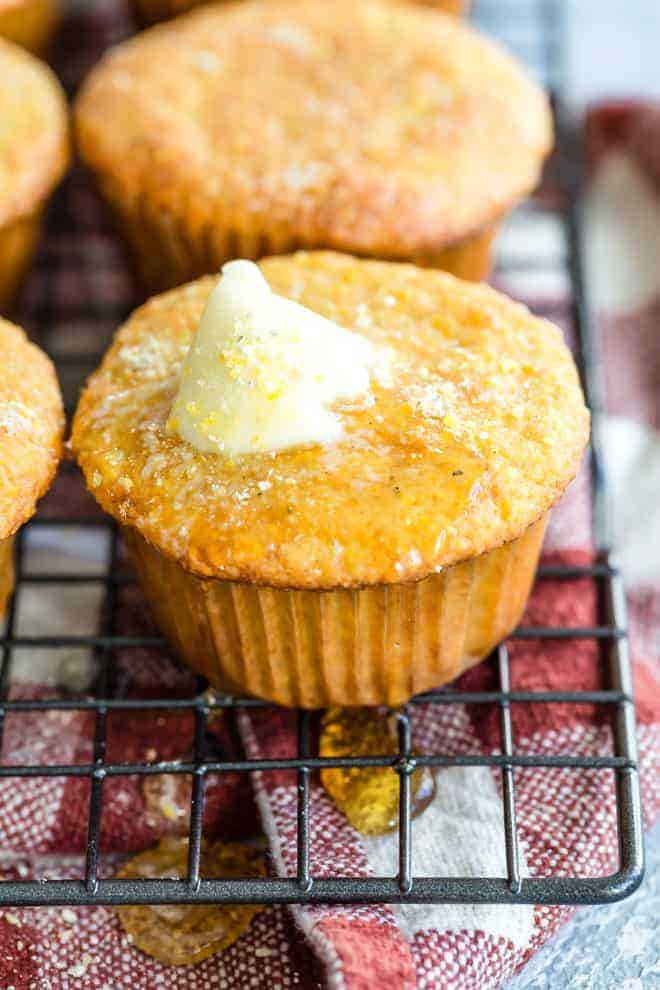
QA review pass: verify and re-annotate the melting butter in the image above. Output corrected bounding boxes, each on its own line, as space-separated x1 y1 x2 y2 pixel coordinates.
168 260 382 455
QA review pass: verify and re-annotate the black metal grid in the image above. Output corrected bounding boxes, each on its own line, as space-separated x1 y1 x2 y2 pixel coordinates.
0 0 644 906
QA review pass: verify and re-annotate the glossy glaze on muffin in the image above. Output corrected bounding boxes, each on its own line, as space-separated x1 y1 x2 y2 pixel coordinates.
73 252 587 590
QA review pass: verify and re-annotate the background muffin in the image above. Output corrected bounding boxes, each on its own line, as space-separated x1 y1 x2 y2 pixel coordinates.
415 0 470 12
131 0 204 25
0 319 63 615
72 252 588 707
75 0 551 293
0 0 58 54
131 0 471 28
0 38 69 311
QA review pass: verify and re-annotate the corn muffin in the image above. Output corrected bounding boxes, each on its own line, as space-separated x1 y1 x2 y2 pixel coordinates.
131 0 203 24
0 319 64 615
0 0 58 54
0 38 69 311
72 252 588 707
132 0 471 27
75 0 551 293
416 0 471 12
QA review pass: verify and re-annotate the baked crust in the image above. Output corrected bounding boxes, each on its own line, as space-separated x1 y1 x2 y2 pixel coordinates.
0 319 63 539
72 252 589 589
75 0 551 262
0 38 69 228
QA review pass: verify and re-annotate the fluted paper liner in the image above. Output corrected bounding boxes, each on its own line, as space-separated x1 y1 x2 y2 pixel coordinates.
94 174 500 294
123 515 547 708
0 215 43 311
0 536 15 619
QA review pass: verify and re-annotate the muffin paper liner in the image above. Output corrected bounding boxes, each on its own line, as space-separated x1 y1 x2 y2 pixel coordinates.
122 515 547 708
95 177 500 293
0 214 43 312
0 536 15 619
0 0 58 54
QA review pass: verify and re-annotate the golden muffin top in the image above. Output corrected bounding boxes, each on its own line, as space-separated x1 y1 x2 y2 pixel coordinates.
72 252 589 589
0 38 69 226
134 0 467 27
0 319 63 539
75 0 551 258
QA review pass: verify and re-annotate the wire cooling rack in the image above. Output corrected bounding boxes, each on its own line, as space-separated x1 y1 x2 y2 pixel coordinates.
0 0 644 907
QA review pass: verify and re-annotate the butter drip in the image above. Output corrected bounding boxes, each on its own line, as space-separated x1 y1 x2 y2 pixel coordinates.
168 260 382 455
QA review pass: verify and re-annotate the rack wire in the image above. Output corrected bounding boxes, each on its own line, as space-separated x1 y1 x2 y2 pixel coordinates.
0 0 644 906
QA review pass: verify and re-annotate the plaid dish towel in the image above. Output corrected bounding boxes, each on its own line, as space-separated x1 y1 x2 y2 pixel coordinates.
2 8 660 990
235 102 660 990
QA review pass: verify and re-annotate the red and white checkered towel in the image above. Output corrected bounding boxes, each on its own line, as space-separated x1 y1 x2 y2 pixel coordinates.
1 5 660 986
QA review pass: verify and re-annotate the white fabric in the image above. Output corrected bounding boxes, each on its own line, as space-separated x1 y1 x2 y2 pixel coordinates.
603 415 660 588
586 153 660 314
363 766 535 949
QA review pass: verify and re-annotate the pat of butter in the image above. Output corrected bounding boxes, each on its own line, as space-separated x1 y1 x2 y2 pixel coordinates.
168 260 382 455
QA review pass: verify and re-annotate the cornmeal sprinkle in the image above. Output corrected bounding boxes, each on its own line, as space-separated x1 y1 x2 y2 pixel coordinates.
71 253 589 589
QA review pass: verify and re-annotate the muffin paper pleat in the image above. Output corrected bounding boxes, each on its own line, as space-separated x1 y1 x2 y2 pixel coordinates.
0 535 15 619
123 516 547 708
0 214 43 311
94 177 500 293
